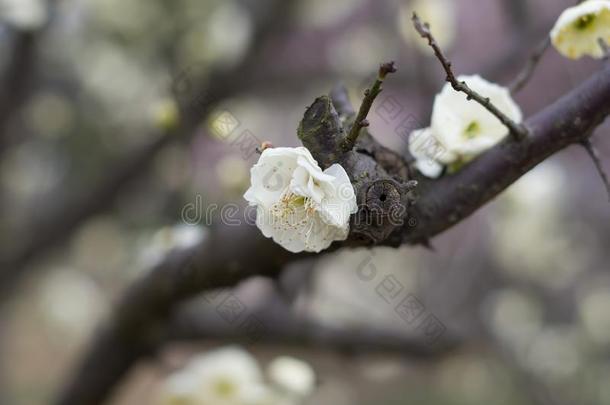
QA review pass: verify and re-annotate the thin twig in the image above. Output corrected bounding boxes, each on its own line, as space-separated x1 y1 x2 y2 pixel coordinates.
412 13 529 141
341 61 397 151
510 37 551 94
580 139 610 202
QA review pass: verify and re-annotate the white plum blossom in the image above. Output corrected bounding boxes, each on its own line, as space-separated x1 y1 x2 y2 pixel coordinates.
431 75 523 157
267 356 316 397
158 347 266 405
550 0 610 59
409 75 522 178
244 147 357 253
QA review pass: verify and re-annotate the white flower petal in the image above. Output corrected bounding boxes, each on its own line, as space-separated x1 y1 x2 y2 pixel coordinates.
188 346 263 384
244 149 298 208
408 127 457 177
550 0 610 59
268 356 316 397
414 155 445 178
318 163 358 227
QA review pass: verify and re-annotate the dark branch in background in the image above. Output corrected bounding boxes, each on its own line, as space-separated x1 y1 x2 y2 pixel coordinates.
56 57 610 405
580 139 610 202
342 62 397 151
54 225 300 405
412 13 529 140
0 31 37 153
509 37 551 94
0 0 296 304
166 290 459 358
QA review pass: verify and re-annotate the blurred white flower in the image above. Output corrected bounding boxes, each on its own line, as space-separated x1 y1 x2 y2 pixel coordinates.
525 327 582 382
151 98 180 131
0 0 47 29
398 0 457 53
578 286 610 345
159 348 312 405
296 0 365 29
158 371 199 405
38 268 107 339
484 288 543 352
550 0 610 59
205 2 252 67
159 347 265 405
267 356 316 397
244 147 357 253
490 162 592 289
410 75 522 177
138 224 206 269
329 26 396 76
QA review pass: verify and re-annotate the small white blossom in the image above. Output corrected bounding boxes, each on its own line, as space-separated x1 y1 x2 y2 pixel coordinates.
0 0 47 30
267 356 316 397
159 347 265 405
432 75 523 157
409 75 522 177
244 147 357 253
550 0 610 59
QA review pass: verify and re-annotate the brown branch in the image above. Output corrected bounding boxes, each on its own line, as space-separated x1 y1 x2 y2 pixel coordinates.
509 37 551 94
54 224 300 405
411 13 529 140
341 62 396 151
0 31 37 153
166 291 459 357
580 139 610 202
405 63 610 243
55 61 610 405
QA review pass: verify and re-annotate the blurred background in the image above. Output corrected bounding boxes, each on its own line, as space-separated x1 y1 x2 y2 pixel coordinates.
0 0 609 404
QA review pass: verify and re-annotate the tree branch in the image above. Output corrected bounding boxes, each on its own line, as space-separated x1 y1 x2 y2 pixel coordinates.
0 30 37 153
412 12 529 140
405 63 610 243
54 224 301 405
56 60 610 404
165 292 459 357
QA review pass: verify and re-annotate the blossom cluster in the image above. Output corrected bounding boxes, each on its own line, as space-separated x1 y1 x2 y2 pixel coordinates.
158 347 316 405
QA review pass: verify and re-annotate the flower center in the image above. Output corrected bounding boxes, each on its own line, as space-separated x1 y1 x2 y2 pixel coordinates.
463 121 481 139
271 191 316 225
213 377 237 398
574 13 596 31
